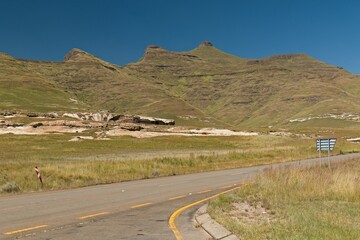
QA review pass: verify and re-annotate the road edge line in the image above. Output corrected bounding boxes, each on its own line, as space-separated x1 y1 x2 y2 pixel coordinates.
78 212 109 219
168 185 243 240
4 225 48 235
169 195 187 201
130 202 152 209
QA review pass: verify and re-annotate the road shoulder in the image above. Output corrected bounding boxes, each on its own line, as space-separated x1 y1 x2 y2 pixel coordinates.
194 204 238 240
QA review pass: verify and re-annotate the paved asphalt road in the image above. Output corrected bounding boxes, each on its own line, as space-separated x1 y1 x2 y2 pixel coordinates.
1 153 359 240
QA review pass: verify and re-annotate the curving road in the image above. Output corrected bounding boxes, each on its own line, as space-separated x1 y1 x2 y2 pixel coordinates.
1 153 359 240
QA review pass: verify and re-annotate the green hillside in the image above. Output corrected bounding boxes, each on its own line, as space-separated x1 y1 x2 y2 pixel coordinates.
0 53 87 112
126 42 360 127
1 42 359 127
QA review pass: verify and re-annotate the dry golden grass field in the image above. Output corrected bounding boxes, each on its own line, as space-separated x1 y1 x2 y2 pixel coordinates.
208 158 360 239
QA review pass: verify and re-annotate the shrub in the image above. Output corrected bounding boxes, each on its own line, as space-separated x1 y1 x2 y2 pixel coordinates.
0 182 20 193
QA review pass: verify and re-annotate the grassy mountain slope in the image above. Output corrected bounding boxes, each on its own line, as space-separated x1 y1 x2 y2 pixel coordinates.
1 42 360 128
126 42 360 127
0 53 87 112
4 49 208 123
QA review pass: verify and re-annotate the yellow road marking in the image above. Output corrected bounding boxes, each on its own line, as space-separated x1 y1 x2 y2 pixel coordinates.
4 225 48 235
197 189 211 194
220 185 232 189
169 185 243 240
168 195 187 200
79 212 109 219
130 202 152 209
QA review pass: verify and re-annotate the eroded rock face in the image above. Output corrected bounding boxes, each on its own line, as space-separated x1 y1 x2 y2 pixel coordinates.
120 124 144 131
133 116 175 125
63 113 81 120
62 112 114 122
109 115 133 123
64 48 89 62
44 112 59 118
140 45 170 61
26 113 39 117
92 113 103 122
61 113 175 125
0 121 24 127
147 45 161 50
27 120 103 128
64 48 85 62
199 41 213 47
0 111 18 116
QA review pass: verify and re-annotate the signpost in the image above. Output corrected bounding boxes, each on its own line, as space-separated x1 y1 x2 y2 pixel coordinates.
34 166 43 185
316 138 336 170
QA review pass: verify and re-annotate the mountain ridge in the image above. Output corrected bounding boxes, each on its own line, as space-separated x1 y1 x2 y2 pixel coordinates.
1 41 359 128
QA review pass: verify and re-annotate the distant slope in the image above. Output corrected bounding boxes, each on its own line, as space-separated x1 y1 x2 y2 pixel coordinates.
0 49 208 123
126 42 360 127
1 42 360 127
0 53 87 112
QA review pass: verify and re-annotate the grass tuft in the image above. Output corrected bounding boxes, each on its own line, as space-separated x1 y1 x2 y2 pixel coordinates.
0 182 20 193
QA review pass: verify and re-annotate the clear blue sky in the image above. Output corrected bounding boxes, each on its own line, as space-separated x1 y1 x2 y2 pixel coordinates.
1 0 360 73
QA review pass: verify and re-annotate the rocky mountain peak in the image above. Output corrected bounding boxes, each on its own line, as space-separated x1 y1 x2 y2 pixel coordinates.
136 45 170 63
63 48 119 70
64 48 85 61
147 45 161 50
144 45 166 54
64 48 98 62
199 41 214 47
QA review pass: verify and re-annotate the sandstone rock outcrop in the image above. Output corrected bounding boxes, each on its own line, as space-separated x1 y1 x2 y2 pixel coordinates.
62 112 114 122
64 48 90 62
133 116 175 125
199 41 213 47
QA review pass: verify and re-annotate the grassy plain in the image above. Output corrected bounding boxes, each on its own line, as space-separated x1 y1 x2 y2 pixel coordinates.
208 159 360 240
1 133 359 194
